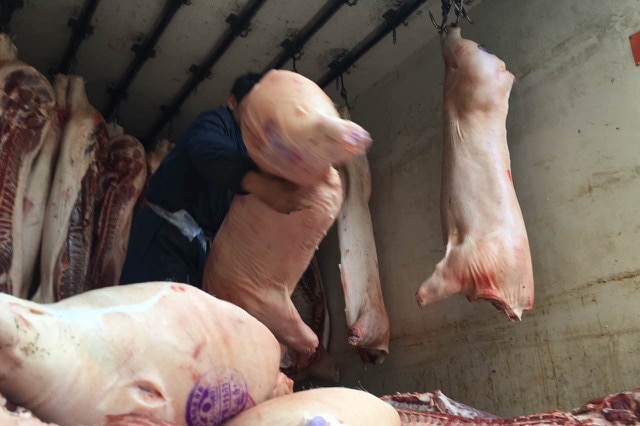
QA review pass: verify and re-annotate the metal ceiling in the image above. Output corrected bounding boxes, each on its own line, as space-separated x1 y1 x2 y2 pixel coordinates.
3 0 457 147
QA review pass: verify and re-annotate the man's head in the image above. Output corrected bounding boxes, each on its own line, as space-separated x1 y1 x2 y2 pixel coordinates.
227 72 262 125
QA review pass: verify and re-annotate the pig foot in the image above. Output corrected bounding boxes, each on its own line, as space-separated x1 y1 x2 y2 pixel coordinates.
346 306 390 365
218 283 319 354
416 239 529 321
272 297 320 354
317 115 371 157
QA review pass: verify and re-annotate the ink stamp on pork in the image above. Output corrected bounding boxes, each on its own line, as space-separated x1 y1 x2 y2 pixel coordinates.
186 366 249 426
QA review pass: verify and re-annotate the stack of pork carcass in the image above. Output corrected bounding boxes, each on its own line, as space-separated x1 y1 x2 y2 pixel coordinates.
0 33 147 304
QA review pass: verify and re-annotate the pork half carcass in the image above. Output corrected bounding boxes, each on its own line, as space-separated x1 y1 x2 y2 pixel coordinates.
225 387 401 426
416 25 534 320
240 69 372 187
88 134 147 289
33 75 108 303
203 169 343 354
0 282 291 426
0 34 56 298
20 75 65 300
381 388 640 425
336 106 391 364
281 255 339 383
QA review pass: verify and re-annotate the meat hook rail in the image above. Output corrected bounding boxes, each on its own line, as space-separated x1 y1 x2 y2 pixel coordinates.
103 0 191 122
55 0 102 75
145 0 267 145
316 0 427 90
262 0 358 74
429 0 474 32
0 0 24 34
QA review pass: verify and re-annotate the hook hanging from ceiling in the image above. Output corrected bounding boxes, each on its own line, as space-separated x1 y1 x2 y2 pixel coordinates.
338 73 352 111
291 51 303 73
429 0 474 33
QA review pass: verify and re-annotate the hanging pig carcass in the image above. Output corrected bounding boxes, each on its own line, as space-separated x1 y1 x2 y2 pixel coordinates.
204 70 371 355
416 25 534 320
33 75 108 303
0 34 57 298
336 105 391 364
87 134 147 290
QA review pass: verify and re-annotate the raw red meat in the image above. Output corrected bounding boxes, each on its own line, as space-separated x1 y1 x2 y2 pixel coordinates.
88 134 147 289
281 255 339 383
381 388 640 425
33 75 108 303
0 34 56 298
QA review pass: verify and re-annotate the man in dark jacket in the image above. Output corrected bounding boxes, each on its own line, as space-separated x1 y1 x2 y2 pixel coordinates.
120 72 305 288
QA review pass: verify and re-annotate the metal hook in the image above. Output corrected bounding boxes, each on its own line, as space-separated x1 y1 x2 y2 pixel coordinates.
338 74 352 111
452 0 473 25
428 0 452 33
429 0 473 32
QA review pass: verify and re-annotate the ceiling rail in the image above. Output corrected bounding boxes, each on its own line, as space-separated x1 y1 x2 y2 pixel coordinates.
262 0 355 73
0 0 24 33
103 0 190 121
145 0 267 143
316 0 426 89
55 0 102 75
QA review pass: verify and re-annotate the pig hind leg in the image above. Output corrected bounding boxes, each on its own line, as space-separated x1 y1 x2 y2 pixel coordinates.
416 239 521 319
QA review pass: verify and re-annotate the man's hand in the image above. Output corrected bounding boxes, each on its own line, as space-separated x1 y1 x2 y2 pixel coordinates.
241 171 311 214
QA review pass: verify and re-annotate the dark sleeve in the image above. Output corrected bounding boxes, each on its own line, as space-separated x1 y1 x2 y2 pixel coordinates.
186 113 257 195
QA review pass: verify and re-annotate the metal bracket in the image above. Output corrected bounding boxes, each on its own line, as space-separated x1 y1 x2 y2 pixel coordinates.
280 38 304 72
67 17 94 40
131 42 156 60
226 13 252 38
188 64 212 79
160 104 180 116
106 86 128 100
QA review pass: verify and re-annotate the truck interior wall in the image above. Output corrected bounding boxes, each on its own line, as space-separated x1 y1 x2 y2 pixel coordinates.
317 0 640 417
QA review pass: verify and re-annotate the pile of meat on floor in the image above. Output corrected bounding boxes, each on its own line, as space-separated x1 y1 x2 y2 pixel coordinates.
382 388 640 425
0 33 148 304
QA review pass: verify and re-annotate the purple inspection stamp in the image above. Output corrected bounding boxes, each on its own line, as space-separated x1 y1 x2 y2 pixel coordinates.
186 366 249 426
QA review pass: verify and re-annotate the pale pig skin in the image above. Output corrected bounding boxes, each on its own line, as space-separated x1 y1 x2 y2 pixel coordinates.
337 106 391 364
204 168 343 354
224 387 401 426
0 282 291 426
416 26 534 320
240 69 372 187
